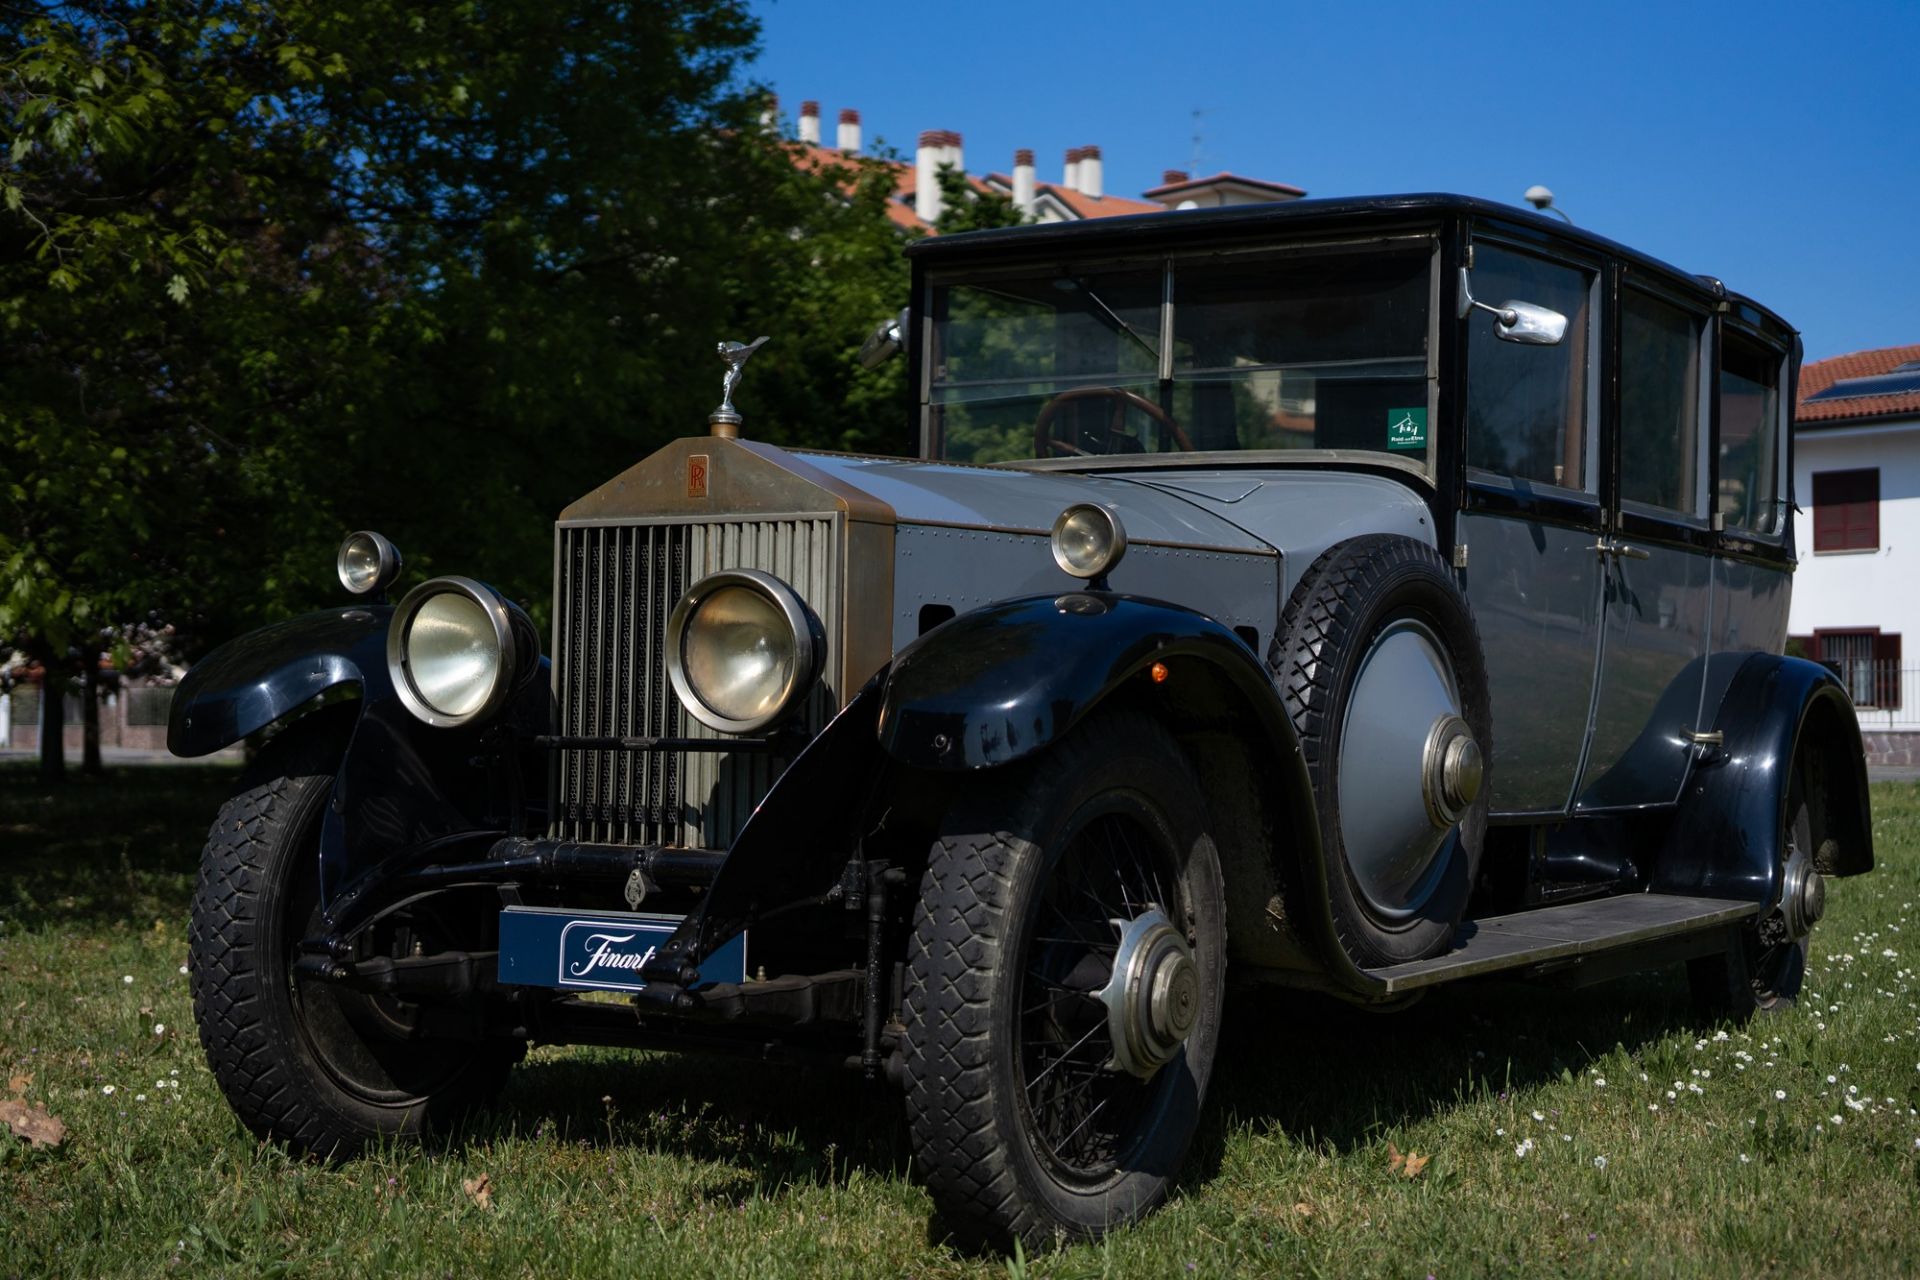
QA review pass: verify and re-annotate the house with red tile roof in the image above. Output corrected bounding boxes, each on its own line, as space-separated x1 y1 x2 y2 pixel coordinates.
774 99 1304 234
1786 342 1920 760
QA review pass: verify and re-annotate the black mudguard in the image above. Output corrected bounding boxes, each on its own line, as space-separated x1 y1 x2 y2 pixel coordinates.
876 591 1312 773
647 592 1346 993
1654 653 1874 905
642 677 887 985
168 606 550 906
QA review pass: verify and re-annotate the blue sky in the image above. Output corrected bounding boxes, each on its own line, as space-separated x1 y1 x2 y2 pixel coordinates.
748 0 1917 364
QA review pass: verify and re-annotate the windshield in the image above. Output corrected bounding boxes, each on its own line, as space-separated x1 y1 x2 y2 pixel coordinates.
926 238 1435 468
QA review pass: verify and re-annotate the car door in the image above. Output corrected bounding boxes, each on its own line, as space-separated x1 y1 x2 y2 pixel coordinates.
1575 274 1717 809
1456 234 1606 816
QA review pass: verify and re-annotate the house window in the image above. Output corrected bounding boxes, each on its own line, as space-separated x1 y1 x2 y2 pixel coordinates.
1807 629 1902 709
1812 468 1879 552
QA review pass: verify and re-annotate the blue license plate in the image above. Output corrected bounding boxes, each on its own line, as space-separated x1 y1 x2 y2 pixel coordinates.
496 906 747 994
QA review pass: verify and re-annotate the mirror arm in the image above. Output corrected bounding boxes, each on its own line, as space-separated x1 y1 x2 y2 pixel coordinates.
1456 267 1517 327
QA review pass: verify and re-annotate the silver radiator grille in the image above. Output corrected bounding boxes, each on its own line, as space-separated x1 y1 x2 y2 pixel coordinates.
552 517 840 848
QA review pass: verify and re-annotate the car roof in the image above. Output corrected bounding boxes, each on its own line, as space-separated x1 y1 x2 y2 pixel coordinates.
906 192 1793 340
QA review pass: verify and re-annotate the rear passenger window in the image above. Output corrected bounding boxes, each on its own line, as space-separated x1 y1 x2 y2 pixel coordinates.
1719 333 1786 535
1619 288 1707 517
1465 243 1597 493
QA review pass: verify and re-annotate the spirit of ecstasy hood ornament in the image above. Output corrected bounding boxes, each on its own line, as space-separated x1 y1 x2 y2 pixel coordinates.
709 336 769 438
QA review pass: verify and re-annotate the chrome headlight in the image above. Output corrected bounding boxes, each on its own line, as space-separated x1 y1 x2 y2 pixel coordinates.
337 530 402 596
665 569 821 734
386 576 519 728
1051 503 1128 580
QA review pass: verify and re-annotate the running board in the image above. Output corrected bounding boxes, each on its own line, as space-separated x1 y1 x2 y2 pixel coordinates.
1367 894 1762 996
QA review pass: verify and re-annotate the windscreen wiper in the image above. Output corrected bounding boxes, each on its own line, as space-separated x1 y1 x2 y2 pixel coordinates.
1065 273 1158 365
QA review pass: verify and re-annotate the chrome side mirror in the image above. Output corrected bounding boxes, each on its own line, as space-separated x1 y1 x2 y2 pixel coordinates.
857 307 909 369
1457 267 1568 346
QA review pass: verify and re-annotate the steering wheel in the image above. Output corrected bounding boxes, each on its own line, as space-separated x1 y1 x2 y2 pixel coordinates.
1032 386 1196 458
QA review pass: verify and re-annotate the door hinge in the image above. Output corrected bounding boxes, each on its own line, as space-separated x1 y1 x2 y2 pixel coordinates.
1452 543 1469 569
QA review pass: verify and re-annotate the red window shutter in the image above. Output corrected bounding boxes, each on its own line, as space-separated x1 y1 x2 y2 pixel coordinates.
1874 632 1902 710
1812 469 1879 551
1848 470 1880 550
1812 472 1846 550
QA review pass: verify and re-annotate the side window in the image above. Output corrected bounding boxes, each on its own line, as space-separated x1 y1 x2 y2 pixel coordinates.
1718 332 1786 535
1619 287 1707 517
1170 245 1431 455
1465 243 1597 491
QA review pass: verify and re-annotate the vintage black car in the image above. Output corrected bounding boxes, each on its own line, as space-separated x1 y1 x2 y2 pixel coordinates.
171 194 1873 1249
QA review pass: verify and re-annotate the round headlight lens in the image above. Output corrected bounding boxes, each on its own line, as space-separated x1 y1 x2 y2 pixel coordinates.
1051 504 1127 579
386 577 516 727
666 570 820 733
684 585 793 724
336 530 401 596
407 593 499 718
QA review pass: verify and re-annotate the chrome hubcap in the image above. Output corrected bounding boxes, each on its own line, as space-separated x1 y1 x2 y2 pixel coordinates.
1777 839 1823 940
1097 908 1197 1079
1336 619 1474 919
1423 713 1484 827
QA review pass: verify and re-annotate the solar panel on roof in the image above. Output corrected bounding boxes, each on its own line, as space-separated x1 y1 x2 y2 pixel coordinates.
1805 369 1920 401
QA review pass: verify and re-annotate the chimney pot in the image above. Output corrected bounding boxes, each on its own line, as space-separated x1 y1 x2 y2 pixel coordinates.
916 130 947 224
797 101 821 145
1077 145 1103 198
1162 169 1189 185
838 108 859 124
836 108 861 152
1013 149 1036 214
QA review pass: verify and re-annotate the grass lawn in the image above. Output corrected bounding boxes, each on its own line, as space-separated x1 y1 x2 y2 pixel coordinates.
3 763 1919 1278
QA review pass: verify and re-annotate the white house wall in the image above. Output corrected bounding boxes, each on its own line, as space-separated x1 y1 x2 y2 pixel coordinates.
1787 418 1920 640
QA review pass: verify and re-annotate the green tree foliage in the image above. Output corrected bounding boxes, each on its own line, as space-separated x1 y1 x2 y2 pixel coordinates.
1 0 914 730
933 162 1025 235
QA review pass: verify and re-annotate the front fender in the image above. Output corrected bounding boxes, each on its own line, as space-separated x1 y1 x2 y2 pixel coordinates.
1654 653 1874 905
872 593 1377 995
876 591 1289 769
170 604 551 908
168 607 392 757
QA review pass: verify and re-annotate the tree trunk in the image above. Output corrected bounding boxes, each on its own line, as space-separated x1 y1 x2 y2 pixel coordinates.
81 661 103 776
38 674 65 785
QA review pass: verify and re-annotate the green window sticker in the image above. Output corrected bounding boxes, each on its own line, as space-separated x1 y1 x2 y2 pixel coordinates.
1387 407 1427 452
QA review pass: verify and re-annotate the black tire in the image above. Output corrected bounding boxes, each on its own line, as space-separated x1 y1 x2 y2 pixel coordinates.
189 715 521 1158
902 708 1226 1252
1689 773 1813 1020
1271 534 1491 968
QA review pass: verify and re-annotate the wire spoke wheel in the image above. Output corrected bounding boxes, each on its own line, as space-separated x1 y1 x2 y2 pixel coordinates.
903 708 1225 1252
1019 809 1185 1179
1689 763 1820 1020
189 712 521 1158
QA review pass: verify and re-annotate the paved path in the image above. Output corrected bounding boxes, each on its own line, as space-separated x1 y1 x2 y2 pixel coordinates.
0 746 240 766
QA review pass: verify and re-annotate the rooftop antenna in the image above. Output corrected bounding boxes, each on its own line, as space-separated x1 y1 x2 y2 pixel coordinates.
1189 107 1207 176
1524 185 1573 224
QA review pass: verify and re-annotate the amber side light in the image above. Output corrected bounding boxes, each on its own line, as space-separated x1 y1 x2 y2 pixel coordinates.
1150 661 1170 684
